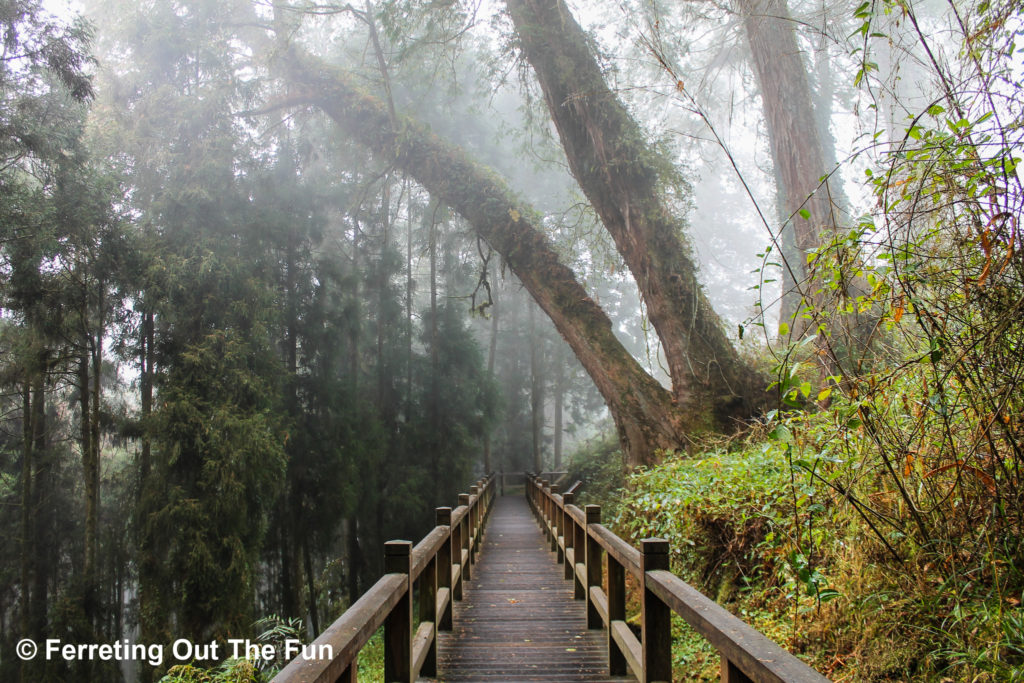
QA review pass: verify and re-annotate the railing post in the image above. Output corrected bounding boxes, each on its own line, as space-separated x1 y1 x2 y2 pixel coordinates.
384 540 413 683
573 501 586 600
541 479 550 538
550 483 561 554
471 484 481 563
340 656 358 683
721 658 755 683
418 551 438 677
608 553 627 675
562 492 575 581
436 507 453 629
451 505 464 601
459 493 472 581
641 538 672 683
585 504 602 629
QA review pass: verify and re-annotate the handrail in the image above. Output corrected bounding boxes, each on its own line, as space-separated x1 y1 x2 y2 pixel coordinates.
526 473 830 683
272 473 496 683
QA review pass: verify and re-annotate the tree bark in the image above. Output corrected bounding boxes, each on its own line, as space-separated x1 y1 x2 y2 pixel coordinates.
278 49 687 466
504 0 767 428
483 276 499 473
405 185 414 418
137 308 157 674
303 538 320 636
346 516 361 605
20 380 32 636
553 344 565 470
738 0 835 332
79 351 92 571
529 305 544 472
30 368 49 637
140 311 154 482
85 285 103 620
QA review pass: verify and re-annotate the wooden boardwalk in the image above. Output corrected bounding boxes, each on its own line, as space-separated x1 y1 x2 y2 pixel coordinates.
273 476 829 683
431 495 632 682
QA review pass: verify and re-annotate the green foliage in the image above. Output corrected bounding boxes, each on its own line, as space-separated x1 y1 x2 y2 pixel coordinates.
158 659 262 683
724 0 1024 677
615 437 842 606
356 630 385 681
566 433 625 508
249 615 305 678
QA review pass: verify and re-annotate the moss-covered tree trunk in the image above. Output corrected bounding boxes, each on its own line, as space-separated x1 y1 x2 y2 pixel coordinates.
279 49 684 466
504 0 767 428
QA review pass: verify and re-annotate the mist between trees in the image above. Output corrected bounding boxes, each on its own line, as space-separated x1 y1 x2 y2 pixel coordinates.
1 0 1022 680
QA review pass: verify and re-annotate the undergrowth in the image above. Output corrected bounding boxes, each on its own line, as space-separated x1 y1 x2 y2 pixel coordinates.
595 399 1024 681
599 2 1024 678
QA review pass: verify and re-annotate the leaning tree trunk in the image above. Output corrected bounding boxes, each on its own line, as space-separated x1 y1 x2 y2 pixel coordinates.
278 49 684 466
504 0 767 428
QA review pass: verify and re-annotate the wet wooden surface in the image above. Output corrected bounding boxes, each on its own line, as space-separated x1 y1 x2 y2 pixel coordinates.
429 495 632 682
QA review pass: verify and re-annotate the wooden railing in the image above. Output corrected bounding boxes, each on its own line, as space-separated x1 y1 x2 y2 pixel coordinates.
272 474 496 683
526 473 831 683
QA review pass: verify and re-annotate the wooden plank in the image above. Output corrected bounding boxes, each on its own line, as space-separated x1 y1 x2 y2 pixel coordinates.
576 562 587 592
435 587 451 626
589 584 609 626
384 541 413 682
436 495 627 681
270 573 405 683
452 563 462 593
589 525 641 580
573 513 587 601
460 494 473 583
722 656 756 683
610 620 642 681
563 493 577 582
549 484 560 553
641 539 671 683
436 508 453 630
417 554 438 677
339 656 357 683
585 505 603 630
411 621 435 679
646 569 830 682
273 480 497 683
566 503 586 526
607 556 627 676
411 527 448 580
